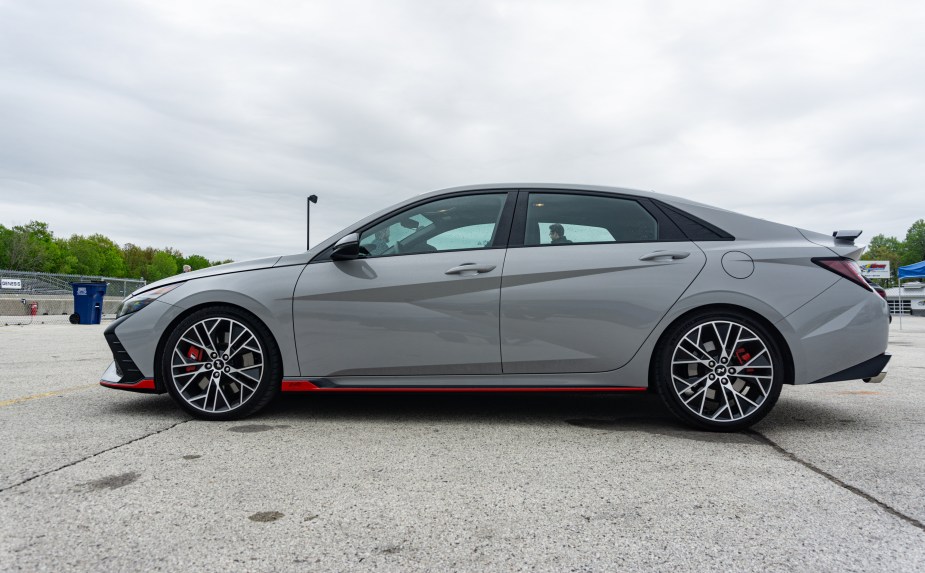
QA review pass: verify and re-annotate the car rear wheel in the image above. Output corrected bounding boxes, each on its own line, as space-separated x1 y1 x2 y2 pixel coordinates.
161 306 281 420
653 311 784 431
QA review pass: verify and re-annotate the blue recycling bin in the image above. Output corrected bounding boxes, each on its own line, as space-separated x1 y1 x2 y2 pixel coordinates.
70 282 108 325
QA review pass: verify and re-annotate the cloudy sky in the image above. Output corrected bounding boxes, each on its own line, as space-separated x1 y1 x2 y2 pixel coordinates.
1 0 923 261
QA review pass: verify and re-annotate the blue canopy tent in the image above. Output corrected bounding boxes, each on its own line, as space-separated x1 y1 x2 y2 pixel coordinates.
898 260 925 279
897 261 925 328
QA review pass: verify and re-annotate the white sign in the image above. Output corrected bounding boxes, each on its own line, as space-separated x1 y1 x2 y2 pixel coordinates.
858 261 891 279
1 278 22 289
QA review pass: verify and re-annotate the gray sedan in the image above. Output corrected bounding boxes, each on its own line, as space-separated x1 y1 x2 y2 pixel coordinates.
101 184 890 430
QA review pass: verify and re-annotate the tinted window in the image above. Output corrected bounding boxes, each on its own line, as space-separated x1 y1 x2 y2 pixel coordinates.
657 202 735 241
359 194 506 257
524 193 658 246
427 223 496 250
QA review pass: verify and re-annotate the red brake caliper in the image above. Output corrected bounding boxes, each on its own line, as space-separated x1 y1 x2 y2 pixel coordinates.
186 346 203 372
734 347 753 374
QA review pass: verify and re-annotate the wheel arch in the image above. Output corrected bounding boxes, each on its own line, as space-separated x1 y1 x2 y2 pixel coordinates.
153 302 284 392
647 303 795 392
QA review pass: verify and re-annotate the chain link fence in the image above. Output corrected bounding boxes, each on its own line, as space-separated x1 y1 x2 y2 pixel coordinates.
0 269 146 326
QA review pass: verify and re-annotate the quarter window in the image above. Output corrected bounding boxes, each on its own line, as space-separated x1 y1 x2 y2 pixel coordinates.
524 193 658 246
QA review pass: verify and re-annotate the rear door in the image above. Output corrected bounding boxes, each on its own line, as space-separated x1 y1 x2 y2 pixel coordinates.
500 190 706 374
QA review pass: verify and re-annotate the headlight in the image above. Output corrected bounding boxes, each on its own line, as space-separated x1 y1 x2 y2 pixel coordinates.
116 283 184 318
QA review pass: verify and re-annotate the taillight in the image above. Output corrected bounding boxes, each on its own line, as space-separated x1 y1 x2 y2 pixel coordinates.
812 258 873 291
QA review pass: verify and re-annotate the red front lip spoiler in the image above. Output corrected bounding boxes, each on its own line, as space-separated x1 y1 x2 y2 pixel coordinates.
281 380 646 393
100 378 156 392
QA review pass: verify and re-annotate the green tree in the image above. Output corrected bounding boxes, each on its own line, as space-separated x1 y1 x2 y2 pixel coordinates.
183 254 211 271
146 251 178 282
94 234 126 277
4 221 64 272
862 234 903 284
66 234 126 277
2 221 232 277
122 244 155 279
902 219 925 266
54 237 78 274
157 246 183 274
0 225 12 269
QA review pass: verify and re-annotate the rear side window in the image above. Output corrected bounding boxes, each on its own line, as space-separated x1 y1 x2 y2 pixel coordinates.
524 193 658 246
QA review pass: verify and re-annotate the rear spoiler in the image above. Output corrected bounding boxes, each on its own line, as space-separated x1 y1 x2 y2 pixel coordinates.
833 229 862 244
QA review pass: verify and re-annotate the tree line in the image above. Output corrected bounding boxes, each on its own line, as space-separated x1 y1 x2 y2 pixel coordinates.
861 219 925 283
0 221 233 283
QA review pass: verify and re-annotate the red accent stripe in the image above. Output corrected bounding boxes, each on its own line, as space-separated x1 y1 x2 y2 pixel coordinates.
281 380 645 393
100 378 156 390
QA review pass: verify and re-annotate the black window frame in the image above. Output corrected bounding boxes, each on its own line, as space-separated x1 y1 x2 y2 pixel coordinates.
508 189 686 248
651 200 735 241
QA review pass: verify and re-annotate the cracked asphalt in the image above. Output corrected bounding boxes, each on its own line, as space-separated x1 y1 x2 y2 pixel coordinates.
2 319 924 572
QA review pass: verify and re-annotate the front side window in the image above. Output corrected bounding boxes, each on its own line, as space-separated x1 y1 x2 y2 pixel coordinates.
359 194 506 257
524 193 658 246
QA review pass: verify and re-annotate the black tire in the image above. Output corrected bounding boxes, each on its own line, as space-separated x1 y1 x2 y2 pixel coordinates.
653 310 785 432
161 306 282 421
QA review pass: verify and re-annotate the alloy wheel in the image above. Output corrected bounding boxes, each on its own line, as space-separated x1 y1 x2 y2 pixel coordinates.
669 320 774 423
170 317 265 413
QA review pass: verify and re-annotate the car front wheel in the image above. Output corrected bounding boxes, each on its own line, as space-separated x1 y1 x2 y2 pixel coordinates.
161 306 281 420
653 311 784 431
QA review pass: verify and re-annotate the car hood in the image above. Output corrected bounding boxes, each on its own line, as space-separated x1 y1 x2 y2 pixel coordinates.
130 255 283 297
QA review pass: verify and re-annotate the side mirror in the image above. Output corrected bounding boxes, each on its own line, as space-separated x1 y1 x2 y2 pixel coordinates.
331 233 361 261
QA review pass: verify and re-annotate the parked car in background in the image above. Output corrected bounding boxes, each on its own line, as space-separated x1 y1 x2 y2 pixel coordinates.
100 184 891 431
865 277 888 300
864 278 891 322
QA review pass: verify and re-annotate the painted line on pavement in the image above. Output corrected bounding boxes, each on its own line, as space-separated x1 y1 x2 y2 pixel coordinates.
0 383 99 408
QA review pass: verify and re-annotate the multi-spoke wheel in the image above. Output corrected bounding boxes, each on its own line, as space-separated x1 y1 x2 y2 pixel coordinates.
654 311 784 431
161 306 281 420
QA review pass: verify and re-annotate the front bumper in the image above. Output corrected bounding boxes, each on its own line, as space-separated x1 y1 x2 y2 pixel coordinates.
100 361 157 392
810 352 891 384
99 317 159 393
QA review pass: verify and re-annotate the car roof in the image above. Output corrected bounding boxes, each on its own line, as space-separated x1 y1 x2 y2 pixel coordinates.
418 183 728 214
425 182 689 201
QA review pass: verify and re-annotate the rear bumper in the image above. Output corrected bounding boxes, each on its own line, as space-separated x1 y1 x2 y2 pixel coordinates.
810 352 891 384
782 278 890 384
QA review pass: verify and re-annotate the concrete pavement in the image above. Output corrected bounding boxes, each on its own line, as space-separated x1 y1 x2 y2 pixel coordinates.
1 320 923 572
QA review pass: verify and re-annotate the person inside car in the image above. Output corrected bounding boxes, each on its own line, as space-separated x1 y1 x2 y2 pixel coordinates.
549 223 572 244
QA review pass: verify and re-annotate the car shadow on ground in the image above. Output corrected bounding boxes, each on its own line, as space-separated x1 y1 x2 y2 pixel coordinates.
99 389 867 440
269 390 663 421
265 392 757 443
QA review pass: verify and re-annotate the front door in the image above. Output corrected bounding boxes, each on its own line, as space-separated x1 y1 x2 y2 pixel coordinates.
293 192 513 377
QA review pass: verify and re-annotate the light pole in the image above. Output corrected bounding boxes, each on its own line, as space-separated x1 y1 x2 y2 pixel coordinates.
307 194 318 250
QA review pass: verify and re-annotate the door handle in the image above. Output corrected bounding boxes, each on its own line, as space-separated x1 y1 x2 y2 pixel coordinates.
445 263 497 275
639 251 690 262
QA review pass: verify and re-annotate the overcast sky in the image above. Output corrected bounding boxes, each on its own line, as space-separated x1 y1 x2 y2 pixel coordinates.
1 0 923 261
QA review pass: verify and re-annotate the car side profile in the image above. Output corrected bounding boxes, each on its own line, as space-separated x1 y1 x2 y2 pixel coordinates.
101 184 891 430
